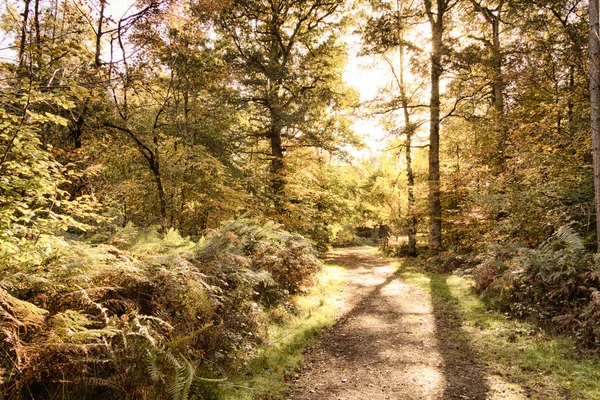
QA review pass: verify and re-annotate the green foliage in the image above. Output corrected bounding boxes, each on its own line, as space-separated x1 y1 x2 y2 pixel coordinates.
197 218 321 296
0 81 90 251
219 263 346 400
1 0 599 397
276 150 374 250
146 347 196 400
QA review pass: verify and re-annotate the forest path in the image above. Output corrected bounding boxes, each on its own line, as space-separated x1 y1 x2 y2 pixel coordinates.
287 247 491 400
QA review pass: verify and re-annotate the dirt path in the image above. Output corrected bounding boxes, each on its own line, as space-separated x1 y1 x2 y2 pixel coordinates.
287 247 489 400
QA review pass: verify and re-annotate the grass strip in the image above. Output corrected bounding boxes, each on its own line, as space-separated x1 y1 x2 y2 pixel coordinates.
399 261 600 399
218 262 347 400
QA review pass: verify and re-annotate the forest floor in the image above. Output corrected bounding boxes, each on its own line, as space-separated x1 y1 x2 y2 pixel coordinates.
285 247 600 400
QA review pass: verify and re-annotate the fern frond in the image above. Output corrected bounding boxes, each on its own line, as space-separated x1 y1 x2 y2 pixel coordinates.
177 355 195 400
146 349 163 383
137 315 175 330
167 352 195 400
241 269 277 287
540 224 585 254
553 224 585 250
0 287 47 327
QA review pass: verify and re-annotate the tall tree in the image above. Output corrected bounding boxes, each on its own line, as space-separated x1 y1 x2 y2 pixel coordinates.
398 47 419 255
395 0 421 256
361 0 424 255
468 0 507 169
469 0 504 115
216 0 356 216
438 0 591 248
590 0 600 250
424 0 457 250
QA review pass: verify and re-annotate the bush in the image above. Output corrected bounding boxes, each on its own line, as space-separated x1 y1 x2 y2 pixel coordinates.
473 243 522 293
479 225 600 349
420 252 478 274
0 218 321 399
331 225 377 247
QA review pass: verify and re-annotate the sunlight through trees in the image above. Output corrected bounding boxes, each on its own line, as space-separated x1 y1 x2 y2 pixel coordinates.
1 0 600 398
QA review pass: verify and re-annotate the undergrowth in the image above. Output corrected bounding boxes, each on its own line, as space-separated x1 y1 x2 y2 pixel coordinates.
473 225 600 349
0 218 321 399
218 262 346 400
403 225 600 352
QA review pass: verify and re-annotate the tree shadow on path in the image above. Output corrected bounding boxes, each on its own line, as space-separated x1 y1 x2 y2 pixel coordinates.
290 248 491 400
429 274 490 400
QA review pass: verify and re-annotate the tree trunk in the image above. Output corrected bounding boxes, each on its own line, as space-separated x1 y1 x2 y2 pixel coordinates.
269 115 285 212
33 0 40 71
95 0 106 68
590 0 600 251
491 9 504 116
470 0 506 170
428 19 443 251
568 66 575 134
104 122 168 231
18 0 31 72
152 133 167 231
70 3 105 150
268 60 286 213
152 164 168 231
491 9 508 169
73 113 84 148
406 133 417 255
398 36 417 256
468 0 504 113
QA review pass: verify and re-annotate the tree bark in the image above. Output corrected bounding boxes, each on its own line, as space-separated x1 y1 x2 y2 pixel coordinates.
151 162 168 230
568 66 575 134
33 0 40 71
490 3 504 116
73 112 84 148
267 15 286 214
95 0 106 68
468 0 504 113
590 0 600 251
70 2 105 149
490 7 508 169
405 124 417 255
469 0 506 169
425 0 444 251
397 20 417 256
269 110 286 212
18 0 32 72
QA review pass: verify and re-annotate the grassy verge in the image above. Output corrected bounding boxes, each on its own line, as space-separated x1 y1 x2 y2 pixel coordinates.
217 262 347 400
399 260 600 399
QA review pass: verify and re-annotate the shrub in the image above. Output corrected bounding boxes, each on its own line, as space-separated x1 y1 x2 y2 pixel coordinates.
331 225 377 247
473 243 522 293
420 252 478 274
0 218 321 399
480 225 600 349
